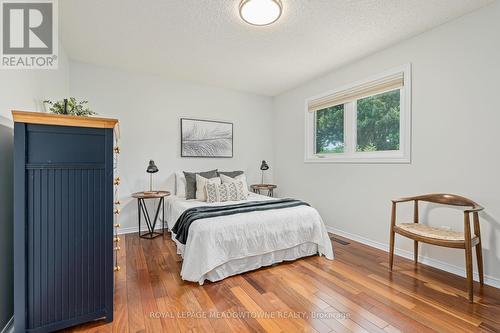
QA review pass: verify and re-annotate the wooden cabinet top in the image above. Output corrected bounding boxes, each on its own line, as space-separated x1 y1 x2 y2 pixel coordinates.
12 110 118 129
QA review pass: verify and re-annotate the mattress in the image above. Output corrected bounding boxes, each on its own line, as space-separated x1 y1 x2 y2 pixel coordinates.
165 193 334 284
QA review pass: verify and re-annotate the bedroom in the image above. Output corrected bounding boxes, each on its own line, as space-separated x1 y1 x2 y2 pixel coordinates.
1 0 500 332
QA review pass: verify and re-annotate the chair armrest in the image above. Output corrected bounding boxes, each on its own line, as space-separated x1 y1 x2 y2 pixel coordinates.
392 196 417 204
464 206 484 213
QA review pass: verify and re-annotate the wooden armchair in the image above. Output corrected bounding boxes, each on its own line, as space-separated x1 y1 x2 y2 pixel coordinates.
389 193 484 302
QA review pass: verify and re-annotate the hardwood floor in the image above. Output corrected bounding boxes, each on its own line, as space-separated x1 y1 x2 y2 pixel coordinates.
62 232 500 333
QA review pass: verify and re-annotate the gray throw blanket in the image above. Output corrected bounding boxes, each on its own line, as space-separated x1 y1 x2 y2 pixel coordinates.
172 199 309 244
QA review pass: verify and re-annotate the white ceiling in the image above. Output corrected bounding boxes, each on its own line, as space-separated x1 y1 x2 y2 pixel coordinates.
60 0 493 96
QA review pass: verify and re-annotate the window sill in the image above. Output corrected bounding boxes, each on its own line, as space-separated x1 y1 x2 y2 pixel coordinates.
304 152 411 164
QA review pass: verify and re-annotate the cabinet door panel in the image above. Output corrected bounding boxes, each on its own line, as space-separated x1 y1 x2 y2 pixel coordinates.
26 168 107 329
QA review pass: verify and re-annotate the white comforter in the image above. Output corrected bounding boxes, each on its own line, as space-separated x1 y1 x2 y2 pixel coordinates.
165 193 334 284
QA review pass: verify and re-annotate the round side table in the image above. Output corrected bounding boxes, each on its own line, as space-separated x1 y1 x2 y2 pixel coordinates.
132 191 170 239
250 184 277 197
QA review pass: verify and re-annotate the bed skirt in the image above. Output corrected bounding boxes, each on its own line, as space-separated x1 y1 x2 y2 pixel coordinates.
201 242 318 284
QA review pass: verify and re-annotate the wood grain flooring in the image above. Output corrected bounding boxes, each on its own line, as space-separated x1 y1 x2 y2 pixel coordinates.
61 232 500 333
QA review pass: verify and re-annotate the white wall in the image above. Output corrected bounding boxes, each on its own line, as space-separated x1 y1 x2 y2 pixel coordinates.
69 62 274 231
272 1 500 286
0 45 70 121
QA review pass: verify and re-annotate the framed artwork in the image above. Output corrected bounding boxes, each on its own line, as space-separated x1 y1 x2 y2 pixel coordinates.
180 118 233 158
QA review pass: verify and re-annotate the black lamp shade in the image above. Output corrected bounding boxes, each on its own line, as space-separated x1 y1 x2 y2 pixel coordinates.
260 160 269 171
146 160 159 173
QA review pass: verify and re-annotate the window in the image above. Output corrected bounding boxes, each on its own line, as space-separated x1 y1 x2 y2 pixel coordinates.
356 89 400 152
305 64 411 163
315 104 344 154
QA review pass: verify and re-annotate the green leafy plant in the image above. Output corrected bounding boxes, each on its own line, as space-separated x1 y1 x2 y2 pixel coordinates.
43 97 96 116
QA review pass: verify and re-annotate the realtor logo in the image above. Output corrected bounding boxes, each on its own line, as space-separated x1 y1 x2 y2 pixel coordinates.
1 0 58 69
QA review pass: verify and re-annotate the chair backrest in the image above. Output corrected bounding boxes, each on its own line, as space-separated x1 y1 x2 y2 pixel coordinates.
411 193 478 208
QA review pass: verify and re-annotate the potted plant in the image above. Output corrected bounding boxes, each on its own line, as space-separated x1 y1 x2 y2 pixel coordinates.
43 97 96 116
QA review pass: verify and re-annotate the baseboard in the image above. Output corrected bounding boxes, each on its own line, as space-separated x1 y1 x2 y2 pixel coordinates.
326 225 500 289
1 317 14 333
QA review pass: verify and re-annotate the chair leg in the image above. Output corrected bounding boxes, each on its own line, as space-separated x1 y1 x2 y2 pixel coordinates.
389 229 395 271
473 213 484 286
476 242 484 286
414 240 418 264
465 244 474 303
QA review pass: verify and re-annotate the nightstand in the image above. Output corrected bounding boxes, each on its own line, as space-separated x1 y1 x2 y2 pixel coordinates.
132 191 170 239
250 184 277 197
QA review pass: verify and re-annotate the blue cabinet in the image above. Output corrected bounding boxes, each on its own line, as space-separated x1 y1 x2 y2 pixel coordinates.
13 112 117 332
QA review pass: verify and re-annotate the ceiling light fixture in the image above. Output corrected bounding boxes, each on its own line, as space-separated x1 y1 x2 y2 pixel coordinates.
239 0 282 26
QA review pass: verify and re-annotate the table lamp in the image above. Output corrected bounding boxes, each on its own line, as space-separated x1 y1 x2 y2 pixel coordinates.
260 160 269 184
146 160 159 193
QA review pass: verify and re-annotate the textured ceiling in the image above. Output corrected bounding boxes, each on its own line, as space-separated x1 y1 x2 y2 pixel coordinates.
60 0 493 96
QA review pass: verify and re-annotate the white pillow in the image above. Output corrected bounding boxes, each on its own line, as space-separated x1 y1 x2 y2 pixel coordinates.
196 174 221 201
175 172 186 198
220 173 250 196
206 181 246 203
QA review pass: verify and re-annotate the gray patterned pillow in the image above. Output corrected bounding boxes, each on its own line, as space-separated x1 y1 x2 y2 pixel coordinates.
206 181 246 203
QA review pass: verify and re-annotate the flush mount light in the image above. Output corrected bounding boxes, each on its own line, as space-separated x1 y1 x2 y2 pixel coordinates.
239 0 283 26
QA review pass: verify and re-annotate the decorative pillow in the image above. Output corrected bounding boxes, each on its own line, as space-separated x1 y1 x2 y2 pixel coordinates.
206 181 247 203
218 170 244 178
183 169 218 200
175 171 186 198
220 173 250 196
195 174 221 201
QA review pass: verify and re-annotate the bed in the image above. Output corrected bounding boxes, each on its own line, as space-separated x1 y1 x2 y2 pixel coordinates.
165 192 334 284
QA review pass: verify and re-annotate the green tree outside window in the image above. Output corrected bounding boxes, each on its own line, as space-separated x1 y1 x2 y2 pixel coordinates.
314 89 400 154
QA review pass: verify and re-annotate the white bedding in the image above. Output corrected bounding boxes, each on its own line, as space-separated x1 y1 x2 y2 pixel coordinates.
165 193 334 284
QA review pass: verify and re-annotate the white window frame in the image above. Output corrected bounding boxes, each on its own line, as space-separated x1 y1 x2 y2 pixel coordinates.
305 64 412 164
